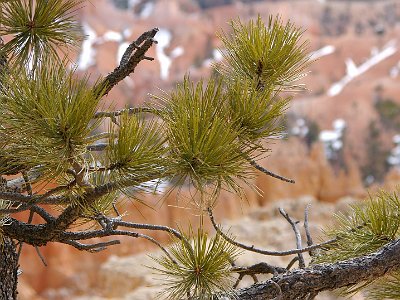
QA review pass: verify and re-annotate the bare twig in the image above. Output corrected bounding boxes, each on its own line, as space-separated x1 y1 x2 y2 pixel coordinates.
233 239 400 300
22 171 33 196
35 246 48 266
29 205 55 223
90 215 183 240
304 204 315 256
62 240 121 253
0 192 69 206
207 208 335 256
279 208 305 268
94 28 158 96
60 229 176 263
286 257 299 270
249 159 295 184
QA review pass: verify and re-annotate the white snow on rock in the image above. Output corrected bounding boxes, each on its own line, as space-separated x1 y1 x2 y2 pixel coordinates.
103 31 123 42
155 28 183 80
333 118 346 131
310 45 335 60
171 46 184 58
156 28 172 80
388 134 400 167
291 118 309 137
77 22 98 70
390 61 400 78
328 40 397 97
319 119 346 159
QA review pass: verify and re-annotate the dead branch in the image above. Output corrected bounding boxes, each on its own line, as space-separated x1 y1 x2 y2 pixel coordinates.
207 207 335 256
279 208 305 268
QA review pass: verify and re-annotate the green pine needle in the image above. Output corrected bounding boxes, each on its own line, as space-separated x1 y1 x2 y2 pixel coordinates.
315 190 400 264
226 79 289 144
366 271 400 300
81 172 119 216
150 227 240 300
313 190 400 296
217 15 311 91
0 59 102 179
105 112 167 194
0 0 84 70
153 76 253 197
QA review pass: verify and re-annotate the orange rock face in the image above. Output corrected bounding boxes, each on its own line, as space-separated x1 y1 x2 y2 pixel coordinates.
12 0 400 298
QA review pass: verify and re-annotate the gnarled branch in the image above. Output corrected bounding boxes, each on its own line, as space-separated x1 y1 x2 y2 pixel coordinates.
234 238 400 300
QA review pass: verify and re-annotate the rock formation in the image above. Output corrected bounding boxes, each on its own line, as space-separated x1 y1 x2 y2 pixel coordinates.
13 0 400 298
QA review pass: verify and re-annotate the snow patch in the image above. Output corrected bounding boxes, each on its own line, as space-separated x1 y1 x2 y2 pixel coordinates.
319 119 346 159
103 30 123 42
388 134 400 167
77 22 98 70
390 61 400 78
328 41 397 97
291 118 309 137
171 46 184 58
310 45 335 60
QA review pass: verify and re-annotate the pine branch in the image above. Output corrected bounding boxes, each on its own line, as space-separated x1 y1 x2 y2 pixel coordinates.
94 28 158 97
208 207 335 256
232 238 400 300
249 159 295 183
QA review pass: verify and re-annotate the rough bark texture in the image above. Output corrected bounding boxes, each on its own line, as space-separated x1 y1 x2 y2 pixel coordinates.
0 236 18 300
234 238 400 300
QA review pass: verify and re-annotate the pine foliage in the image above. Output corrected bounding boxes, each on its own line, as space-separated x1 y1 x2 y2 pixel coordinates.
0 61 102 179
315 190 400 264
217 15 311 91
151 227 240 300
0 0 83 70
315 190 400 297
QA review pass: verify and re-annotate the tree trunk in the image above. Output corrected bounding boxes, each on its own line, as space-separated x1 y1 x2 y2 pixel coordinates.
0 236 18 300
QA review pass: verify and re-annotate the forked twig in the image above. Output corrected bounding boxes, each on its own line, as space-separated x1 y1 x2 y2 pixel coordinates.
279 208 305 268
304 203 315 256
207 208 335 256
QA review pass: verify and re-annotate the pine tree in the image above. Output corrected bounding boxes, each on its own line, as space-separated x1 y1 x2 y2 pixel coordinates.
1 1 400 300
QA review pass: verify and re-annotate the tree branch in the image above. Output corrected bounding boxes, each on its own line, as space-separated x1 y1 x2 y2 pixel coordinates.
61 240 121 253
249 159 295 184
304 204 315 257
233 238 400 300
279 208 305 268
94 28 158 97
207 207 335 256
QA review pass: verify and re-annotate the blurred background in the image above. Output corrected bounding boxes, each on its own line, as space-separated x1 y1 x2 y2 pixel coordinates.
17 0 400 299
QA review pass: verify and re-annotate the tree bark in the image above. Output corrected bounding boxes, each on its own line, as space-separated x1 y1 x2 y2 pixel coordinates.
0 236 18 300
234 238 400 300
